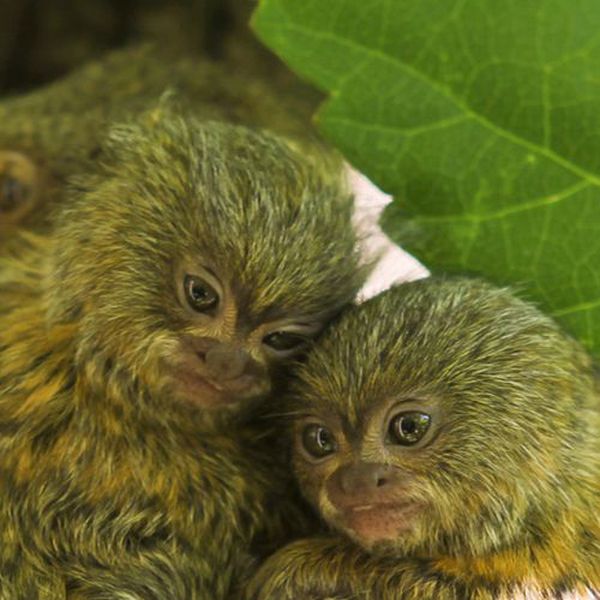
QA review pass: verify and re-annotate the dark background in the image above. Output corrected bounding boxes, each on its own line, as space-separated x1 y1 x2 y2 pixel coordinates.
0 0 271 95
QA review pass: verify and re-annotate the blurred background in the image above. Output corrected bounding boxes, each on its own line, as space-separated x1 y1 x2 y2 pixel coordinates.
0 0 279 94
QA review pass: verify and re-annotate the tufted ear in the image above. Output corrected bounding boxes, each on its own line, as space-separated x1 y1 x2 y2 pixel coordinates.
101 90 185 163
139 89 182 127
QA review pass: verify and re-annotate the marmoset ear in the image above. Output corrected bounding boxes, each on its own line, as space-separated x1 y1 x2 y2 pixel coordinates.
102 91 186 164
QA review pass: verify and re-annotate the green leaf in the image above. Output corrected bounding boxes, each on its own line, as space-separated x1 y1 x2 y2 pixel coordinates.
253 0 600 356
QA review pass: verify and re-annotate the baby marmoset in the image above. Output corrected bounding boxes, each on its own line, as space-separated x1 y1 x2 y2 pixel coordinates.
0 44 321 247
248 278 600 599
0 95 367 597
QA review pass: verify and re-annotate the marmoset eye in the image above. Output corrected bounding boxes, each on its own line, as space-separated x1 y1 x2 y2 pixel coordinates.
0 175 30 214
302 424 337 458
388 411 431 446
184 275 219 313
263 331 308 352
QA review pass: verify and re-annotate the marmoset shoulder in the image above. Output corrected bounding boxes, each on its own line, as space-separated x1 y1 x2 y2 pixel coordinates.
248 278 600 599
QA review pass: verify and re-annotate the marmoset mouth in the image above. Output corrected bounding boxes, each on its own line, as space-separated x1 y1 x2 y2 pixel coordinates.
173 368 266 409
341 502 424 544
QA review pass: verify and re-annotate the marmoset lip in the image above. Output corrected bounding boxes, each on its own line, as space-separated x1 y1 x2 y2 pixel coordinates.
340 501 424 541
342 500 420 514
174 369 241 408
174 366 266 409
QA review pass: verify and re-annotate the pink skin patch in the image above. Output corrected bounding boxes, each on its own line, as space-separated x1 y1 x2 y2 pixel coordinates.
348 167 429 301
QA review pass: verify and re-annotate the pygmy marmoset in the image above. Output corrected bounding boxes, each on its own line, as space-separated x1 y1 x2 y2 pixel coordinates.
248 278 600 599
0 69 365 598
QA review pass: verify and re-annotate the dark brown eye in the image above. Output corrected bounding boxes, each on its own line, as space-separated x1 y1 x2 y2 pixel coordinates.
263 331 308 352
0 175 30 214
184 275 219 313
389 411 431 446
302 424 337 458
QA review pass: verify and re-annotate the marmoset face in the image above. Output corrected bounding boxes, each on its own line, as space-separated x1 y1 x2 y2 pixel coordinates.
49 114 365 413
294 394 441 551
167 260 329 408
289 278 593 557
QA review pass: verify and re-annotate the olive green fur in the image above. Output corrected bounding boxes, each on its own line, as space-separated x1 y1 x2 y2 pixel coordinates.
248 278 600 599
0 77 365 598
49 111 364 350
0 44 322 241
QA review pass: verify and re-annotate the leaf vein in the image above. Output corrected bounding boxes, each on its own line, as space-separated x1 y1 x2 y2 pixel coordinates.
552 299 600 318
279 23 600 186
327 114 470 137
411 182 590 224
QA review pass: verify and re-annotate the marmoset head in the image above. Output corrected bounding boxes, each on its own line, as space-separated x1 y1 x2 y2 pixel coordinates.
48 109 366 416
289 278 597 558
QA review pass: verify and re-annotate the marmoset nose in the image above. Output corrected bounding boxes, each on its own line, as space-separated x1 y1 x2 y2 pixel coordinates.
203 343 249 380
338 463 394 494
327 463 406 507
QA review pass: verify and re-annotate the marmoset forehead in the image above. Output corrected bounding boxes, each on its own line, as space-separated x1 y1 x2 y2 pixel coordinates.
292 281 581 435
